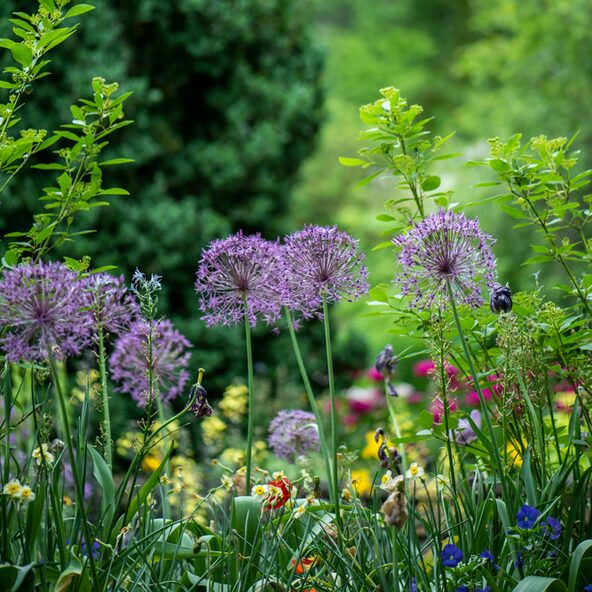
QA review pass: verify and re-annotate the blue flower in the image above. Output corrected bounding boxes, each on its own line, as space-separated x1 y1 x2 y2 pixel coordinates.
441 543 463 568
480 549 494 562
476 587 491 592
514 550 524 568
584 586 592 591
455 587 469 592
516 504 540 529
409 578 417 592
542 516 562 540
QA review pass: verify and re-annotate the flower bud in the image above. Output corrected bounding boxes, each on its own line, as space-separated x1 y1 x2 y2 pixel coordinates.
191 383 213 418
490 283 512 313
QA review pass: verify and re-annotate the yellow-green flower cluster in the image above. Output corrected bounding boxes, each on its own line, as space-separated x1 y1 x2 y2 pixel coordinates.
2 479 35 503
219 384 248 423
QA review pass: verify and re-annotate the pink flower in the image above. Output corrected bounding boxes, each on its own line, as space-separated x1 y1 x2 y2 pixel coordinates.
429 398 458 424
413 359 435 377
465 387 493 406
368 367 384 381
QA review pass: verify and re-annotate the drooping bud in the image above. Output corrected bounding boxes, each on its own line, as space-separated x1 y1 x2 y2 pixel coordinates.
490 283 512 314
190 371 212 418
375 345 398 377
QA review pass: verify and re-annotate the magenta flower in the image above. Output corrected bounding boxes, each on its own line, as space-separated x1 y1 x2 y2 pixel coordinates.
110 319 191 406
268 410 321 463
393 209 497 310
195 232 284 327
281 225 369 318
85 273 138 339
429 397 458 424
0 261 93 362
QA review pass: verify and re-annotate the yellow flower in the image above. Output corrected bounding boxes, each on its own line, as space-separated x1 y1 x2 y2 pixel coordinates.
361 430 394 460
3 479 22 499
252 484 268 499
220 447 245 466
201 416 227 447
142 455 162 472
350 469 373 496
219 384 248 423
505 439 525 468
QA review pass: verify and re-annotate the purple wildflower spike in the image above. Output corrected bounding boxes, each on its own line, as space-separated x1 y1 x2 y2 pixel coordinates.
195 232 284 327
0 261 93 362
281 225 369 317
110 319 191 406
268 410 321 463
85 273 138 339
393 209 497 310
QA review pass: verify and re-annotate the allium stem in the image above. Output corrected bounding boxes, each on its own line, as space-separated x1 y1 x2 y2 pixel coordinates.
284 308 334 502
391 524 399 592
97 323 112 468
322 295 341 529
244 296 255 494
49 358 98 587
1 361 10 562
445 281 507 498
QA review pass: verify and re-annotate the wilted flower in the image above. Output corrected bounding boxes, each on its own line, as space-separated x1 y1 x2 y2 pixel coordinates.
380 476 407 528
490 283 512 313
441 543 463 568
32 443 55 466
516 504 540 529
85 273 138 338
195 232 284 327
190 383 213 418
281 225 369 317
110 319 192 406
393 209 497 310
375 345 399 396
0 261 93 362
268 410 321 463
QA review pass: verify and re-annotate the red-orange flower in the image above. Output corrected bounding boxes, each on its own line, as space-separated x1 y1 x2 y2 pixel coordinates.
265 476 291 510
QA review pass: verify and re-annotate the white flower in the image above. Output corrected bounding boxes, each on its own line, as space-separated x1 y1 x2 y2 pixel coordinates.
19 485 35 503
380 470 404 493
32 443 54 467
221 475 233 491
293 500 308 520
3 479 22 499
405 462 425 480
251 484 269 499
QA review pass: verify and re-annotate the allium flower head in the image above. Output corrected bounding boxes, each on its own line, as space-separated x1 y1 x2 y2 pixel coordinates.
110 319 192 406
268 410 321 463
0 261 93 362
195 232 284 327
85 273 138 338
393 209 497 310
282 225 369 317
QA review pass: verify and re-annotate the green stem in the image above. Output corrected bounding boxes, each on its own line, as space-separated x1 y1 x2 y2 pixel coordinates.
445 281 508 499
2 362 11 561
155 396 170 520
49 358 99 586
285 308 334 503
244 298 255 494
97 324 112 469
391 526 399 591
322 295 341 529
386 396 407 472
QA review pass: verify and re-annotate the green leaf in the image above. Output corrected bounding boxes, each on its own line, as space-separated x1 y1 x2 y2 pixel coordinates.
9 44 32 67
64 4 95 18
231 497 263 590
488 159 511 174
418 410 434 430
376 214 395 221
568 539 592 592
98 158 134 166
0 563 35 592
421 175 441 191
88 446 115 535
338 156 368 167
512 577 566 591
55 550 90 592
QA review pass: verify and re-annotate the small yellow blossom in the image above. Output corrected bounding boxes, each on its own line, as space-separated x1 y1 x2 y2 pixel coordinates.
293 501 308 519
32 443 55 466
3 479 22 499
219 384 248 423
63 495 74 506
350 469 373 496
160 474 171 485
20 486 35 503
505 439 525 468
381 470 404 493
405 462 425 480
142 455 162 472
252 484 269 499
221 475 233 491
341 488 353 503
202 416 227 447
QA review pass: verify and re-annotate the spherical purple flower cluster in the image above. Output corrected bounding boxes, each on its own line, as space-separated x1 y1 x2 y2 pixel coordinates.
393 209 497 311
195 226 369 327
282 225 369 317
85 273 138 339
268 409 321 463
195 232 284 327
0 261 93 362
110 319 192 406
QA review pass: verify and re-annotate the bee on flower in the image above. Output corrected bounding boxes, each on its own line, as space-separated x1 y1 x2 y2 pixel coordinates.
32 443 55 467
405 462 425 480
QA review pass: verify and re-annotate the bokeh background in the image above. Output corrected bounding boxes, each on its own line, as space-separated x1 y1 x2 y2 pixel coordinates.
1 0 591 419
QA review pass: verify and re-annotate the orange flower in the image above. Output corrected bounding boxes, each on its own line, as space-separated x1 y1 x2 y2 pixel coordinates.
289 556 317 574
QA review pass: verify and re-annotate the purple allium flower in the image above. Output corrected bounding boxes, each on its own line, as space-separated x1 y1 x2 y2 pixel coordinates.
441 543 463 568
542 516 562 540
85 273 138 339
110 319 191 406
268 410 321 463
281 225 369 318
393 209 497 310
0 261 93 362
195 232 284 327
452 410 481 445
516 504 540 529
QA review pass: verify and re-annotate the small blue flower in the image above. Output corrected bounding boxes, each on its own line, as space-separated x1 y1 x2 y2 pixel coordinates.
409 577 417 592
455 587 469 592
542 516 562 540
516 504 540 529
480 549 494 562
476 587 491 592
514 550 524 568
584 586 592 592
441 543 463 568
